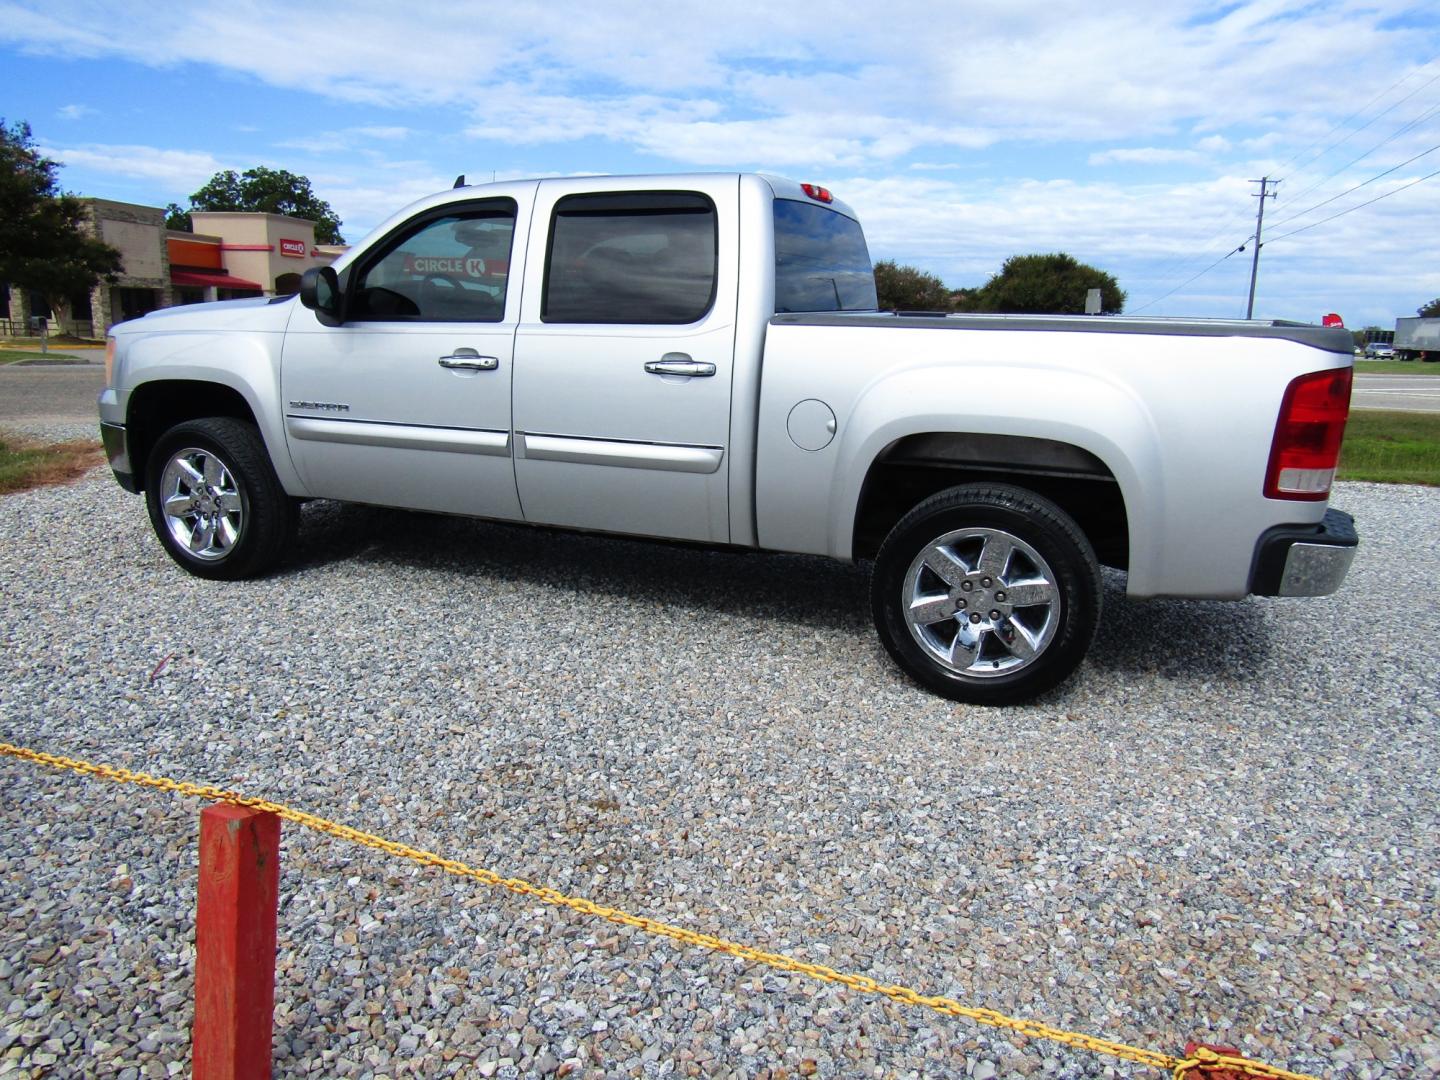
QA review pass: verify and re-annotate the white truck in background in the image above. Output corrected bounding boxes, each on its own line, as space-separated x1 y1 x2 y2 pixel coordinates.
98 173 1359 704
1393 317 1440 362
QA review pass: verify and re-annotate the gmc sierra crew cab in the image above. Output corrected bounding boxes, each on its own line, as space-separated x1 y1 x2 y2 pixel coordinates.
98 173 1359 704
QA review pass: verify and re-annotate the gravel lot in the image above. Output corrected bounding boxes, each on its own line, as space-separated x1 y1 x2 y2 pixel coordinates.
2 429 1437 1079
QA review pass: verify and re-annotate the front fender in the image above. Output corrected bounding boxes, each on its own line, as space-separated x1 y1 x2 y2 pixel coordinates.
115 330 306 495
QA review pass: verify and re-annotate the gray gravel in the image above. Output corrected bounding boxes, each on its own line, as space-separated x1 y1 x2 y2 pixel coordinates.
2 440 1437 1079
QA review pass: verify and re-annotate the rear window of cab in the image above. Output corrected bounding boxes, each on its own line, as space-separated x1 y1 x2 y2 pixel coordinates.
773 199 878 313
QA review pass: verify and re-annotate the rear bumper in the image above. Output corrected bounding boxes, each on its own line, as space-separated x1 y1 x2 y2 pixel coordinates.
1250 508 1358 597
100 421 139 493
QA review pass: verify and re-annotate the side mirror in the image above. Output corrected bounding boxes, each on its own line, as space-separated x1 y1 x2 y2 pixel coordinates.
299 266 341 324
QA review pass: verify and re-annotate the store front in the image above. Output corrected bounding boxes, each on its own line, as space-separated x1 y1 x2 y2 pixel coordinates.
8 198 344 338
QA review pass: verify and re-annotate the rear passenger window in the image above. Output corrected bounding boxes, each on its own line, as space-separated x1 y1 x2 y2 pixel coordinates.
543 192 717 324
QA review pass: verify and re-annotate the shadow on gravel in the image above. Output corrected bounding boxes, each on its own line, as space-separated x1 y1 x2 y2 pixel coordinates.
283 500 872 633
1090 577 1274 680
281 502 1278 673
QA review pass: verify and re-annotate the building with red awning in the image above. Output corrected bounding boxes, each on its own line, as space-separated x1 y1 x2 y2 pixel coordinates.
5 198 345 339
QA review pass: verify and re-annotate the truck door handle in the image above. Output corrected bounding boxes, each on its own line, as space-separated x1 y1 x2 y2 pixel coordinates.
439 352 499 371
645 357 716 377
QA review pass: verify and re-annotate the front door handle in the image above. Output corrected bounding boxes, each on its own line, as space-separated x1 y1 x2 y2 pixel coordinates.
645 356 716 377
439 352 499 371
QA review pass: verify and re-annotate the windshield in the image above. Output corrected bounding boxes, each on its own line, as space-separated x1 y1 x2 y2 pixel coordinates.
773 199 878 313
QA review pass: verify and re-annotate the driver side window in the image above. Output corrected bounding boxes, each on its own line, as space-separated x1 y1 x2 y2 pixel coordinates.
350 200 516 322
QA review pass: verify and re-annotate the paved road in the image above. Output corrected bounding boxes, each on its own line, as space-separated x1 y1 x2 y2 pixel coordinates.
0 363 105 427
1352 372 1440 413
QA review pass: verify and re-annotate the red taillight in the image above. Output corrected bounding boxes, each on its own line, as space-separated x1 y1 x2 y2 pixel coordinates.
801 183 833 203
1264 367 1352 500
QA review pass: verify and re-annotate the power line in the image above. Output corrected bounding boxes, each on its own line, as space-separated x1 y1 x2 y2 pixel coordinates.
1131 165 1438 310
1132 163 1440 311
1139 57 1440 290
1265 166 1440 244
1277 65 1440 187
1272 98 1440 213
1274 56 1440 178
1265 139 1440 231
1128 244 1246 314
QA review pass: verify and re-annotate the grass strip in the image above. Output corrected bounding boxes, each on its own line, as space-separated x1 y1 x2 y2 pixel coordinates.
0 434 106 495
1338 410 1440 486
1351 360 1440 376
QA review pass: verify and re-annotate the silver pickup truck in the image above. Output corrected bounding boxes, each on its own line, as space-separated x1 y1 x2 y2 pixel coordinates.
98 173 1358 704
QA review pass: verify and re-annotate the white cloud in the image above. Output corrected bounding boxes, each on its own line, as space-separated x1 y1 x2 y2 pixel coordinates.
1088 148 1209 167
352 126 410 141
276 126 416 154
6 0 1435 321
56 103 94 120
36 142 229 188
4 0 1432 163
831 167 1440 321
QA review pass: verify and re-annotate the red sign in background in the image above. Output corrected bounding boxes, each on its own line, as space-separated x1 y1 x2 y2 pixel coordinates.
279 238 307 258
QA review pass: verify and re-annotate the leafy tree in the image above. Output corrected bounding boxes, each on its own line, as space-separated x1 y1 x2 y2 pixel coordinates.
975 252 1125 315
164 202 192 232
180 167 344 244
873 259 953 311
948 287 984 313
1352 327 1379 350
1418 298 1440 318
0 119 123 331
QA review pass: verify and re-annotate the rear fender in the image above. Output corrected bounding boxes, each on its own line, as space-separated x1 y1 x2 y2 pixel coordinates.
833 365 1165 591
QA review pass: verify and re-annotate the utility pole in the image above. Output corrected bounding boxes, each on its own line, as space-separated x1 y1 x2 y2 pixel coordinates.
1246 177 1278 319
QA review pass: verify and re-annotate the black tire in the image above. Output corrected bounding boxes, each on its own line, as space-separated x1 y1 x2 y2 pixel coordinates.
143 417 297 580
871 483 1101 705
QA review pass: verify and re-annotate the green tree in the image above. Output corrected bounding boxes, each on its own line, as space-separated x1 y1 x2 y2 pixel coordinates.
164 202 192 232
1418 298 1440 318
180 167 344 244
873 259 953 311
975 252 1125 315
1352 327 1380 350
948 287 984 313
0 119 124 331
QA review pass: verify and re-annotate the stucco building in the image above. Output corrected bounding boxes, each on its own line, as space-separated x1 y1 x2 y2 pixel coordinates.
5 198 343 339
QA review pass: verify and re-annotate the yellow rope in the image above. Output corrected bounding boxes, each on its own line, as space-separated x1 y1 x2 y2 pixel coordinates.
0 740 1320 1080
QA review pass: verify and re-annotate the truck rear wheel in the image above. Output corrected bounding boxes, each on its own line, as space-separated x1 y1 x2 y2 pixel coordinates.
871 483 1101 704
143 417 296 580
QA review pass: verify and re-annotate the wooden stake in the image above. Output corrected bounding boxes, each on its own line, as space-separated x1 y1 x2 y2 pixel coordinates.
193 804 280 1080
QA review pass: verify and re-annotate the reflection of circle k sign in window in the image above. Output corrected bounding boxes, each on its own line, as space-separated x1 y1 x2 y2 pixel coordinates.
279 238 307 258
401 254 496 278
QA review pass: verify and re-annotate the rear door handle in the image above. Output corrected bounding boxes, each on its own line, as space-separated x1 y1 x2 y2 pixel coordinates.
645 357 716 377
439 352 499 371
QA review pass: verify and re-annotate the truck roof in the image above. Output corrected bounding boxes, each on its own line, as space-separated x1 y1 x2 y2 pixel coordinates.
446 171 861 219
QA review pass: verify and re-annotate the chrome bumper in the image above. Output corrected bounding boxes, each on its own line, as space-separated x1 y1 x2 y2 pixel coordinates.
1250 509 1358 597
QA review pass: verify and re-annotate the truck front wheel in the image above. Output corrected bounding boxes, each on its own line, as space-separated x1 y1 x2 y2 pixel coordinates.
143 418 296 581
871 483 1101 705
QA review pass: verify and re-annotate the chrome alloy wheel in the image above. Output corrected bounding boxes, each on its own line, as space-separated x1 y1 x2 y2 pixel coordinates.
158 447 244 561
901 527 1060 678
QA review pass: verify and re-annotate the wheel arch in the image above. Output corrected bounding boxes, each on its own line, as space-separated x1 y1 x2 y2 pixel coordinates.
852 432 1131 568
127 380 255 489
828 365 1164 588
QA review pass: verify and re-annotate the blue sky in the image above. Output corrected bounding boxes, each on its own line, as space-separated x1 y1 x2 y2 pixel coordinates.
2 0 1438 327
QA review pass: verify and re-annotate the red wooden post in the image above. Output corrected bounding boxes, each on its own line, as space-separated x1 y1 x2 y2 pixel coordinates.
193 804 280 1080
